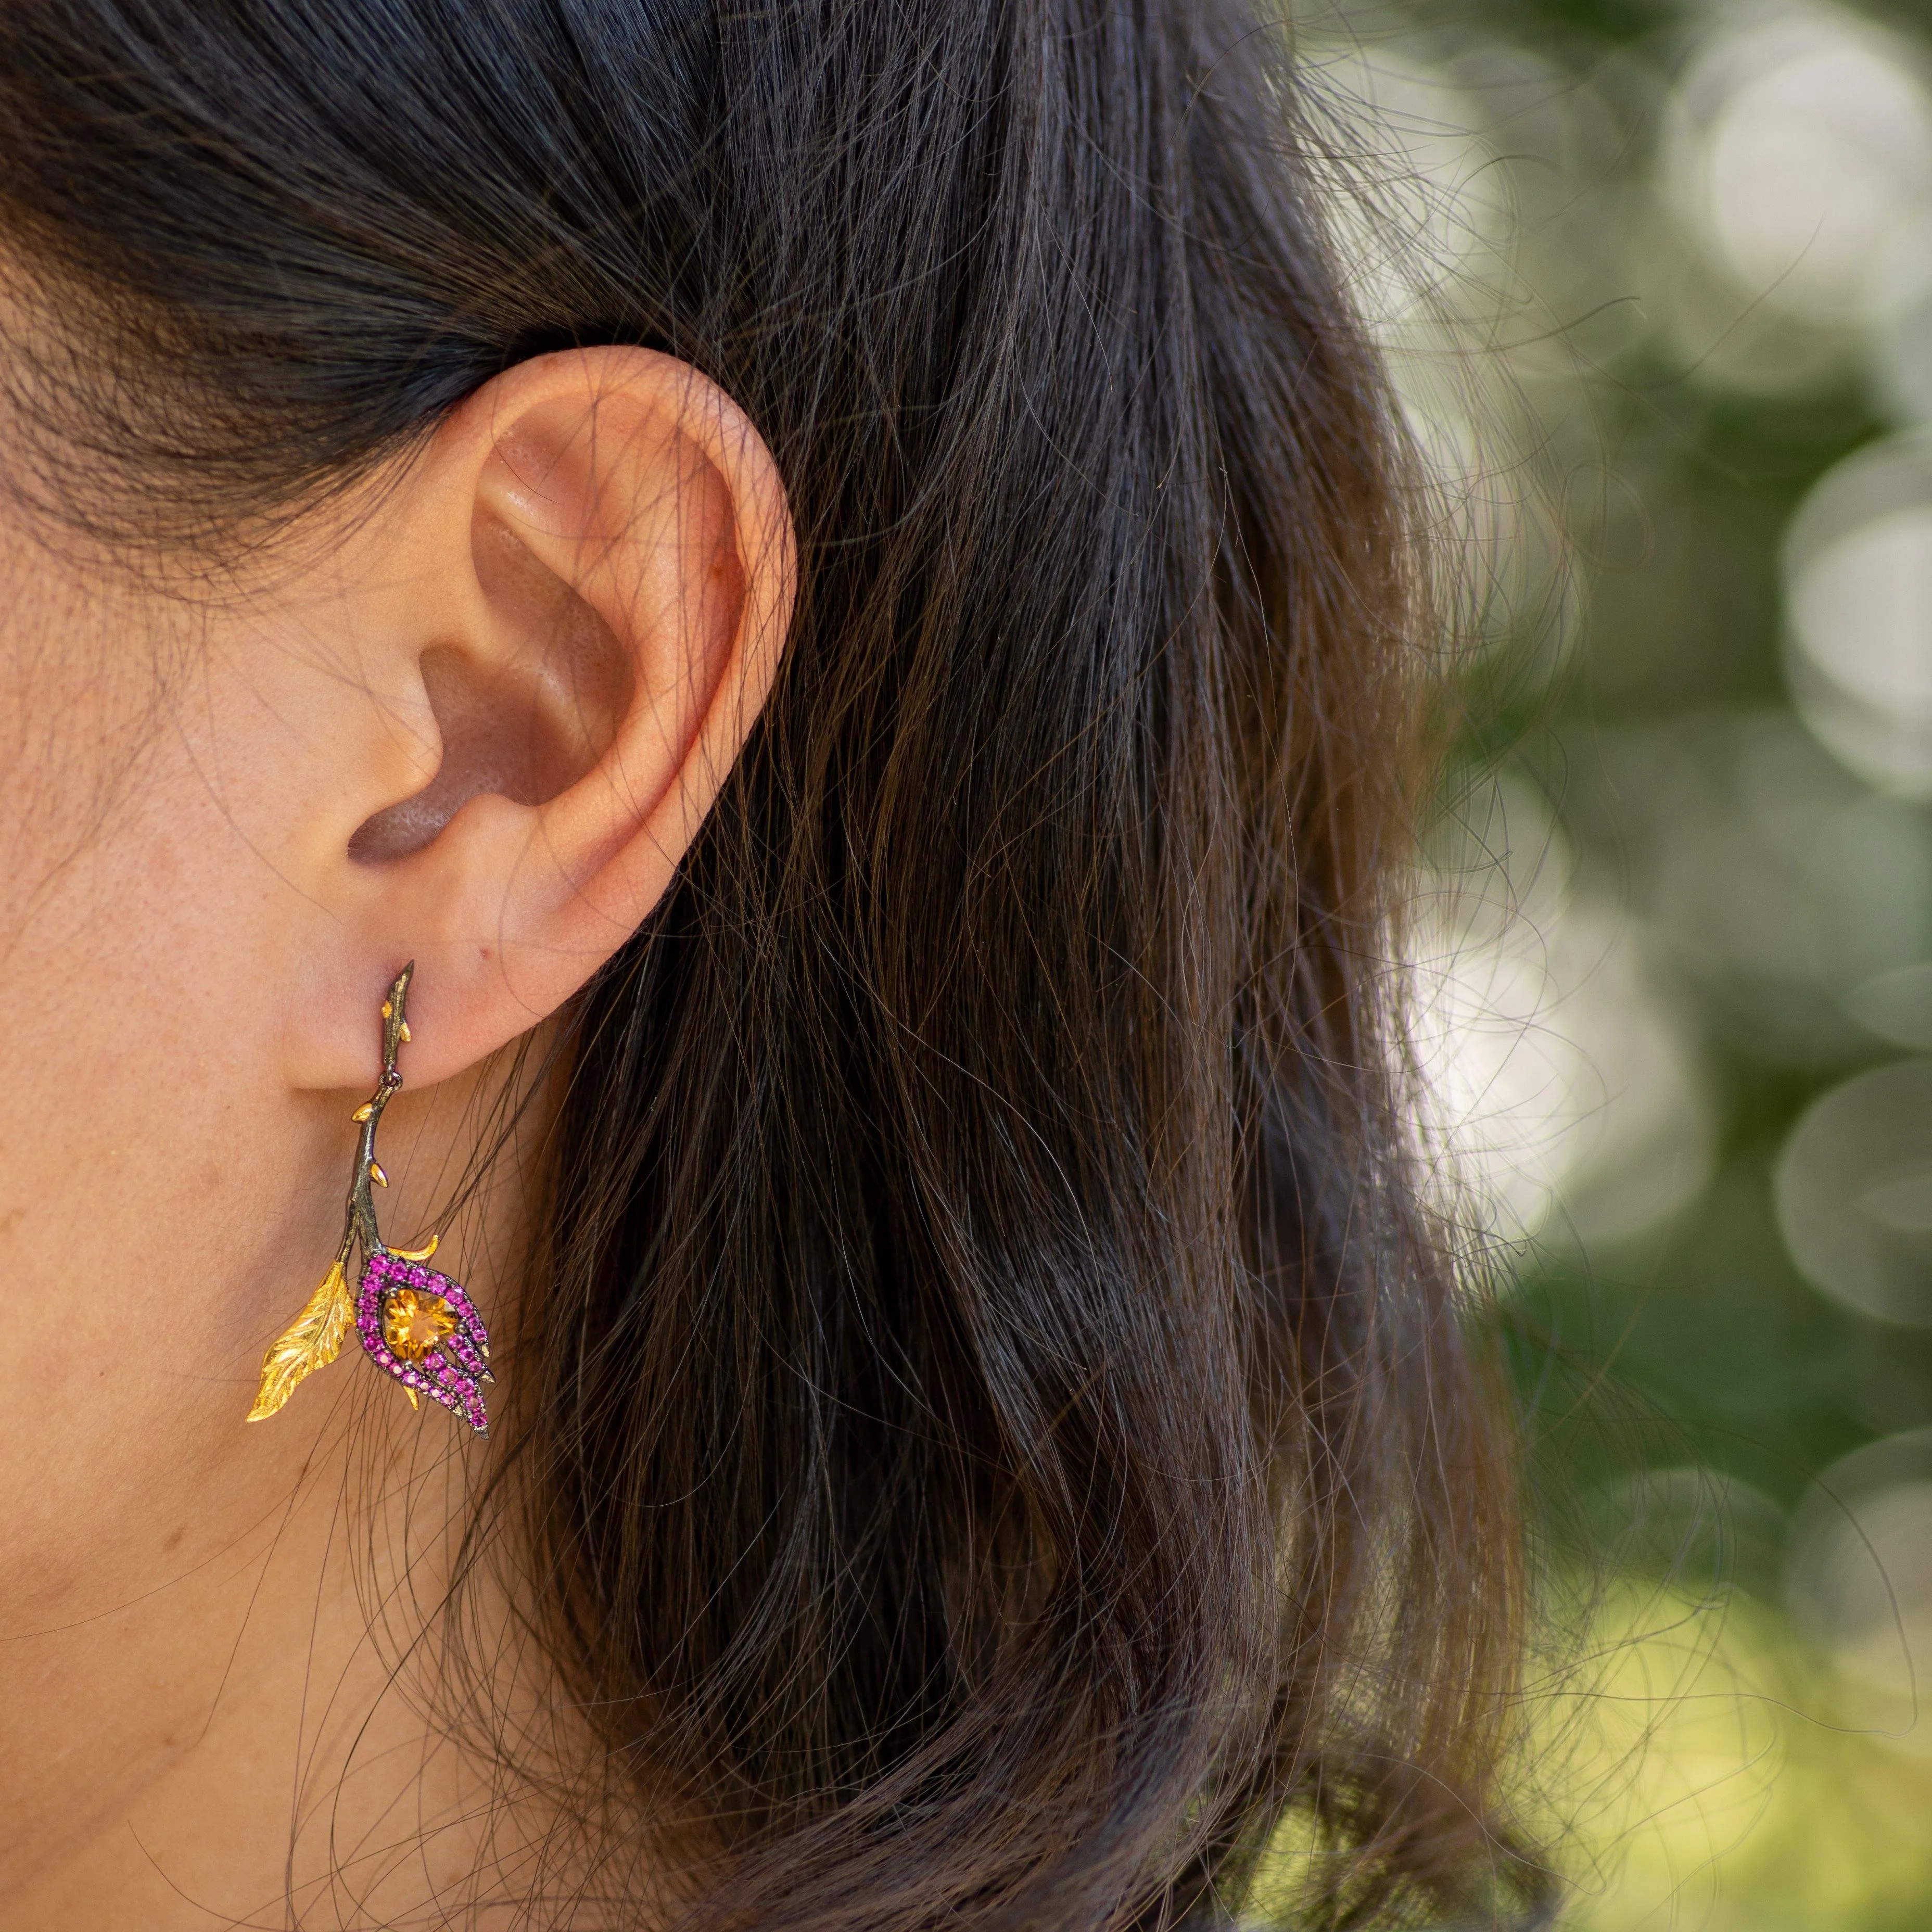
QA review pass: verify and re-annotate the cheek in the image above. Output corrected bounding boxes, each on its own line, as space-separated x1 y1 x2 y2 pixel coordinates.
0 540 331 1625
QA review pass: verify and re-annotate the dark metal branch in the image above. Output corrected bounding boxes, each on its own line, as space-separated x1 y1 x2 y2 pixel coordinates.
333 961 414 1266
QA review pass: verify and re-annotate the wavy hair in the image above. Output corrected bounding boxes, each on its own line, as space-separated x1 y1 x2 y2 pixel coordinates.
0 3 1543 1926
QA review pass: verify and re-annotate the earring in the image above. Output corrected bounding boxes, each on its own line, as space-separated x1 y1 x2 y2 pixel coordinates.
247 963 492 1433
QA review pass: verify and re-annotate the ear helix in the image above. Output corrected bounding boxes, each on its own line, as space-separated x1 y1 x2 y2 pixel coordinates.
247 964 492 1434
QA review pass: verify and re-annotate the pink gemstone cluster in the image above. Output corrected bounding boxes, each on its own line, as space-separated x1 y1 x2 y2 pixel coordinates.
355 1247 493 1433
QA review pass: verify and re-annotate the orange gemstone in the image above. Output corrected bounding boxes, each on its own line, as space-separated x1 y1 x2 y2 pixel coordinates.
382 1286 458 1363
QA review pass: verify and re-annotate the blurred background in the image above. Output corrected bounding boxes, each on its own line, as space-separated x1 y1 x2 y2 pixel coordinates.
1292 0 1932 1923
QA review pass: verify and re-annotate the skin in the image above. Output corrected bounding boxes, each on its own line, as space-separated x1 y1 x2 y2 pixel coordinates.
0 347 796 1927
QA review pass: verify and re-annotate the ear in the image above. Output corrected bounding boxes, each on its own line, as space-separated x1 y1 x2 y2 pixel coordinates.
282 347 794 1090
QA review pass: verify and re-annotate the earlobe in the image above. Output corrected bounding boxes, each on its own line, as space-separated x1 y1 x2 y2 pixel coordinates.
287 347 794 1091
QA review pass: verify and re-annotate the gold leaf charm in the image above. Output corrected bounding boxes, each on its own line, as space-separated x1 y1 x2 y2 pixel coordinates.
247 1260 353 1421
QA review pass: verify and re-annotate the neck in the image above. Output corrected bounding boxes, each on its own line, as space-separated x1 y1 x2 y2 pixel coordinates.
2 1407 564 1929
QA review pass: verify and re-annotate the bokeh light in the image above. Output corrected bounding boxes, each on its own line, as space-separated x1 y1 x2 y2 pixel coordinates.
1787 1430 1932 1731
1776 1059 1932 1325
1784 435 1932 796
1410 778 1714 1246
1663 9 1932 335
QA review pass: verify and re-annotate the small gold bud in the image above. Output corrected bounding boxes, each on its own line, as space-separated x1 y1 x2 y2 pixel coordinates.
351 1102 374 1123
370 1162 389 1188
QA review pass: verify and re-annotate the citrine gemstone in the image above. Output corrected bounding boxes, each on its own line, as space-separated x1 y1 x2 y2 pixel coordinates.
382 1286 458 1363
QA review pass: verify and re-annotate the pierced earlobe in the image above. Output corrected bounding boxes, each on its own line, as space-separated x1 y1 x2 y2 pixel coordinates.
248 963 492 1433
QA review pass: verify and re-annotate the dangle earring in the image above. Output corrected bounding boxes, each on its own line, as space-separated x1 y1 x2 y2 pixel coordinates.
247 963 492 1433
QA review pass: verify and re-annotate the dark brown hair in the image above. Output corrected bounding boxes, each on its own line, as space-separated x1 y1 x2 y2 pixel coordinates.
0 3 1543 1926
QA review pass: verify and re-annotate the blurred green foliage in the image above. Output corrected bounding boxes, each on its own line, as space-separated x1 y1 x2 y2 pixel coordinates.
1314 0 1932 1921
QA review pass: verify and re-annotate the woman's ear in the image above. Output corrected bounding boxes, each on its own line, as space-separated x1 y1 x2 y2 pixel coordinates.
281 347 794 1089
